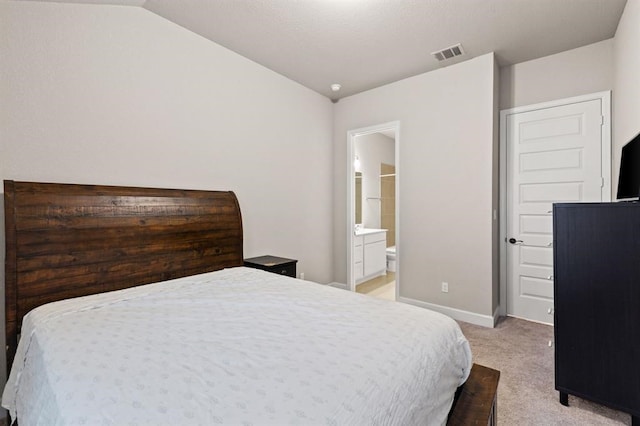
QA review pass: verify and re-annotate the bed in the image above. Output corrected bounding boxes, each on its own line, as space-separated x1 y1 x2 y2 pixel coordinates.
2 180 498 425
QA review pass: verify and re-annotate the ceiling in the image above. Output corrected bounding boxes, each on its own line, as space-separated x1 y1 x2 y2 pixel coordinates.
22 0 628 100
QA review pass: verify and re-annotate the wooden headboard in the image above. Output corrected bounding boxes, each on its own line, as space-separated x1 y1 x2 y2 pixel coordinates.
4 180 243 370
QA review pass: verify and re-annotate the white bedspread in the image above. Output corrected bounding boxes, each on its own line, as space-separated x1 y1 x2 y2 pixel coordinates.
3 267 471 426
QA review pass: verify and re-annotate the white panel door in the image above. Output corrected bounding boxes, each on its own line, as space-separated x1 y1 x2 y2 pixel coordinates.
507 98 606 324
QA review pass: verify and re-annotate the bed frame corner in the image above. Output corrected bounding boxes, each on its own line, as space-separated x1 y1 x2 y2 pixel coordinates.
448 363 500 426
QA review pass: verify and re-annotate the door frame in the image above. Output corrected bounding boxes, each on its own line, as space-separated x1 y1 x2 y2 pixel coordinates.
498 91 611 318
347 121 400 296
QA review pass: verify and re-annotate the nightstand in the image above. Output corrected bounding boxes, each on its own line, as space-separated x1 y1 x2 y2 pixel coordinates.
244 255 298 278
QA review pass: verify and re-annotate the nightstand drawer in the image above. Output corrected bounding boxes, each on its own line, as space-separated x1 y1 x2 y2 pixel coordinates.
244 255 298 278
272 263 296 277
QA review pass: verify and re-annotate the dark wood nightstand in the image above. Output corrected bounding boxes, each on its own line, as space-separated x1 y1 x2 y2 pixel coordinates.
244 255 298 278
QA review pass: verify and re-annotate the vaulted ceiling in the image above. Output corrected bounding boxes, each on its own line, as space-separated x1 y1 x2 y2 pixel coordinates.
21 0 628 99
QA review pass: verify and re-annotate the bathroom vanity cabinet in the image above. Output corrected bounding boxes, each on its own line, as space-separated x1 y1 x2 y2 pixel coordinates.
354 229 387 284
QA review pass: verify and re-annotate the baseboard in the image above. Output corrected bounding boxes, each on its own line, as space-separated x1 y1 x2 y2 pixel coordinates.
507 314 553 326
397 296 498 328
325 286 499 327
328 282 348 290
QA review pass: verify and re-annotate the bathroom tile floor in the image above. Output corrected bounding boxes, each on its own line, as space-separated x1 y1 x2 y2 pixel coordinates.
356 272 395 301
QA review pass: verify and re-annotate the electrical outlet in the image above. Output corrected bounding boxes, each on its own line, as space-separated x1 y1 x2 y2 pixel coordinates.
441 282 449 293
300 272 305 280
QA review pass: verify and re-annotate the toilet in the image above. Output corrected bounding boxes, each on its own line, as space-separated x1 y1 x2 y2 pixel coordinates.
386 246 396 272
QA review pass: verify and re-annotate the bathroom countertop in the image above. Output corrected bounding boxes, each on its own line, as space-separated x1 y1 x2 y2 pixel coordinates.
355 228 387 236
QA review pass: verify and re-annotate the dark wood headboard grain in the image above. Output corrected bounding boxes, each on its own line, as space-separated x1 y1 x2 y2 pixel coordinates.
4 180 243 371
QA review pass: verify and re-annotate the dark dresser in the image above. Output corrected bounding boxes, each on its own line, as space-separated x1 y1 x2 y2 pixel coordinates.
243 255 297 278
553 202 640 424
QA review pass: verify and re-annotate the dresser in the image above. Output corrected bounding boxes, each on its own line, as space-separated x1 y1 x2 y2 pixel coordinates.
553 203 640 424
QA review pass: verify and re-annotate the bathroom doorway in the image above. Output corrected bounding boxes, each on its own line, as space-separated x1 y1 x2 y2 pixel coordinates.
347 122 400 300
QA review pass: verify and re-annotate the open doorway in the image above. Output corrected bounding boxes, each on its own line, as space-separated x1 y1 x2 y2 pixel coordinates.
347 122 400 301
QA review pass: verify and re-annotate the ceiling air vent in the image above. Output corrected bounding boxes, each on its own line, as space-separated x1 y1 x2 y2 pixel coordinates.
431 43 465 62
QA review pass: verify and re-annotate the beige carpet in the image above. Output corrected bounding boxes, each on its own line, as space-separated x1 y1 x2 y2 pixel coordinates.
458 317 632 425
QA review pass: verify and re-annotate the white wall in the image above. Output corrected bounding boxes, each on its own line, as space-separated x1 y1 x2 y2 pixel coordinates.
500 39 614 110
613 0 640 191
334 53 497 324
354 133 395 229
0 1 334 383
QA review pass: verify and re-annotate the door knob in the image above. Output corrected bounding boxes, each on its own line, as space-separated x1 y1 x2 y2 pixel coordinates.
508 238 523 245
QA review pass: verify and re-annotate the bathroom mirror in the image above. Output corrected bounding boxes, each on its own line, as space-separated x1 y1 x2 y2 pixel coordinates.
355 172 362 225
